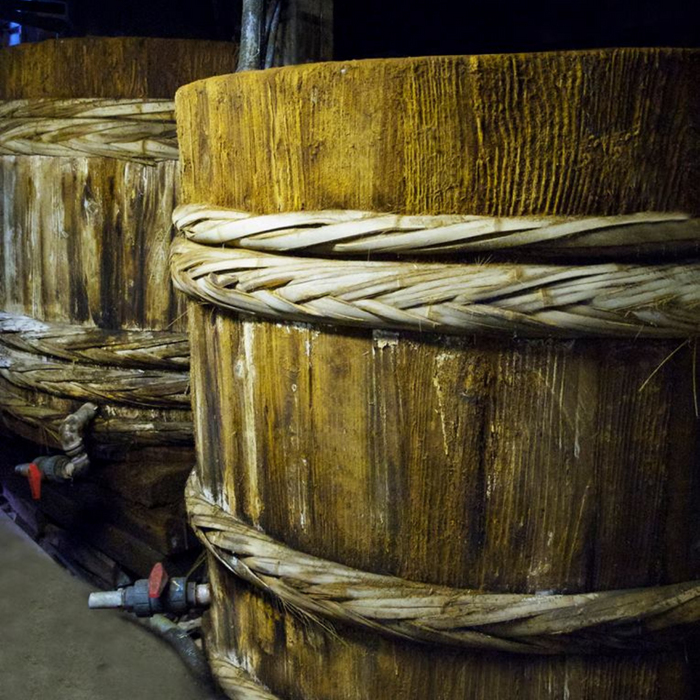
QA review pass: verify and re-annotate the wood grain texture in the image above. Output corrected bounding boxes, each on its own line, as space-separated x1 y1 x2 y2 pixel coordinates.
204 571 694 700
92 447 194 508
0 377 193 455
0 37 232 446
0 38 237 574
177 49 700 217
0 37 238 100
0 156 183 330
190 308 698 592
276 0 333 67
178 51 700 698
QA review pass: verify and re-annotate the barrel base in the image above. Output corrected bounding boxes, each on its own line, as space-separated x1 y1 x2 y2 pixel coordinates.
204 561 695 700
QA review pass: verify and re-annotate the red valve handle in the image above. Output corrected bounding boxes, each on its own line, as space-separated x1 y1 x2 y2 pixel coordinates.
148 562 169 599
27 462 42 500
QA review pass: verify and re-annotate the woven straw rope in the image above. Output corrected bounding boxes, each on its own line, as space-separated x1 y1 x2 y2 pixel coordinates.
174 204 700 256
0 385 193 447
187 471 700 655
0 313 188 370
171 238 700 338
0 98 177 162
207 652 280 700
0 313 192 445
0 313 189 409
0 346 189 409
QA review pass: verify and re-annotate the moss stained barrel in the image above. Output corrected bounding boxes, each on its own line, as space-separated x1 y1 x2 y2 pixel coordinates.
175 50 700 698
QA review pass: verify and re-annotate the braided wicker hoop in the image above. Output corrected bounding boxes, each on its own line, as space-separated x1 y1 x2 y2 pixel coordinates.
0 313 189 370
0 98 177 162
171 238 700 338
174 204 700 257
0 346 190 409
207 651 280 700
0 384 193 448
0 314 190 409
187 471 700 655
0 313 193 446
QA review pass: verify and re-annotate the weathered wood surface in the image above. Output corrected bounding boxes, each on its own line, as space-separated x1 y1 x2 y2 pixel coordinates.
0 38 236 576
1 434 194 583
0 37 233 444
189 309 698 591
0 378 193 454
36 479 195 555
40 523 129 589
275 0 333 67
0 37 238 100
1 478 46 539
2 473 169 577
0 157 184 329
177 50 699 217
206 572 694 700
187 469 700 655
92 447 194 508
177 49 700 699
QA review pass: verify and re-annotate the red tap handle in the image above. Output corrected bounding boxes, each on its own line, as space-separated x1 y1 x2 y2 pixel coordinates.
27 462 42 500
148 562 169 599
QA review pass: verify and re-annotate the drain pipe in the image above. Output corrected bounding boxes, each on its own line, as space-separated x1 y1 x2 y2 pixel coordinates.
142 615 218 688
138 615 225 699
89 563 224 698
15 402 98 496
88 578 211 616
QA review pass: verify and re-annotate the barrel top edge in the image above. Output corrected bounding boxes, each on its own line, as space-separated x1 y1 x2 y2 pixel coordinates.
0 36 238 55
175 46 700 98
0 36 239 100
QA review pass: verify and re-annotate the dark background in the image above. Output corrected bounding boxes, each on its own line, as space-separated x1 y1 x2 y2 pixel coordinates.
334 1 700 58
2 0 699 54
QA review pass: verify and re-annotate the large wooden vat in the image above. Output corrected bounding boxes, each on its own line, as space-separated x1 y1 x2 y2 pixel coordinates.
0 37 238 581
173 50 700 698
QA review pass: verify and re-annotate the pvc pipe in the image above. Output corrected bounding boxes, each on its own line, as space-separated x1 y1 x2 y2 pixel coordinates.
88 590 125 609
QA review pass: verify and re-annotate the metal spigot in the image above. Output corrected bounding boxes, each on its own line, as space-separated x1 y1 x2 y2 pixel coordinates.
15 402 98 498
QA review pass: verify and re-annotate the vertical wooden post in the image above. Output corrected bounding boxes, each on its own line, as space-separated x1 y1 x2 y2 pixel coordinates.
277 0 333 64
238 0 333 70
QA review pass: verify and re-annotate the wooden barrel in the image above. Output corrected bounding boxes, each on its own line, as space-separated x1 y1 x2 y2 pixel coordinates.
173 50 700 699
0 37 238 581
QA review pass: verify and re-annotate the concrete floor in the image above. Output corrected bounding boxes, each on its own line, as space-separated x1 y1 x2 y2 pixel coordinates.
0 509 211 700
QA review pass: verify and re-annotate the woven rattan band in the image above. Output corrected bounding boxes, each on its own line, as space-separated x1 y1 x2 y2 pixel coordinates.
207 651 280 700
0 313 192 447
174 204 700 257
171 237 700 338
187 470 700 656
0 98 177 163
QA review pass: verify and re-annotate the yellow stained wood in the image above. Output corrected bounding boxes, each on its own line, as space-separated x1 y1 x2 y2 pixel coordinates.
0 38 237 574
179 50 700 699
177 49 700 217
204 569 694 700
0 37 237 99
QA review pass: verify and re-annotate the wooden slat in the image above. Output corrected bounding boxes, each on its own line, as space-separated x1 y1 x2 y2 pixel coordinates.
178 49 700 699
